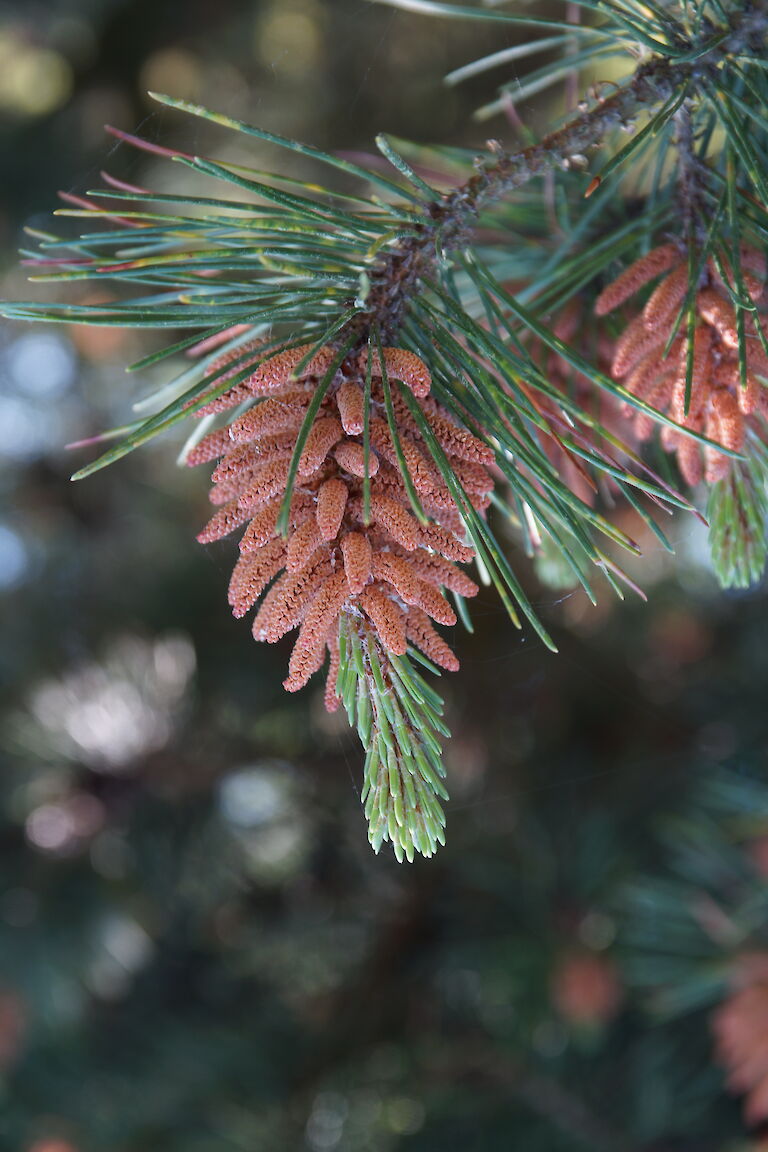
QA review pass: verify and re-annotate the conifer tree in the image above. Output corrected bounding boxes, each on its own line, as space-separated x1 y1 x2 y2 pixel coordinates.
4 0 768 860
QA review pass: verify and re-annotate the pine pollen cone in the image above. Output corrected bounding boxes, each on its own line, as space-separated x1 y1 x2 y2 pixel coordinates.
595 243 768 486
189 340 494 708
532 299 626 506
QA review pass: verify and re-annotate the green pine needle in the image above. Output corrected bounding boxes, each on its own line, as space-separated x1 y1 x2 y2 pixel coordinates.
339 615 449 862
707 449 768 590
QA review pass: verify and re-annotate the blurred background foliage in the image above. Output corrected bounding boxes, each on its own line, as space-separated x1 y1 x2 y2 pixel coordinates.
1 1 767 1149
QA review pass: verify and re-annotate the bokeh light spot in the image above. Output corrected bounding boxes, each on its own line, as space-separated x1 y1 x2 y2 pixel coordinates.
139 48 202 102
0 32 72 117
255 2 322 77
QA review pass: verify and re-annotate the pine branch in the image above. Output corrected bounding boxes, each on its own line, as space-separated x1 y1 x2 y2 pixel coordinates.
360 0 768 345
3 0 768 859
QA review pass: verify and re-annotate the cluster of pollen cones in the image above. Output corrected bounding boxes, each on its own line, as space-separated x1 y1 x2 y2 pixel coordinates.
712 953 768 1125
596 243 768 487
188 340 494 707
534 301 624 508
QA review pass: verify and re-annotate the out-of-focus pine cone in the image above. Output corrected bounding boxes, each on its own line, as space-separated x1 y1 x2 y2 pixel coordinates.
712 952 768 1125
534 299 628 506
551 950 623 1028
596 243 767 486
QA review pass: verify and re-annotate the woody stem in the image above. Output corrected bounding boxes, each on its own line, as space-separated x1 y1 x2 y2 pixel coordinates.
358 1 768 343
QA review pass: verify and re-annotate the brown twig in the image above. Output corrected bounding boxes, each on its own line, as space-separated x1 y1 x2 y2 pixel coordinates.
358 2 768 343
